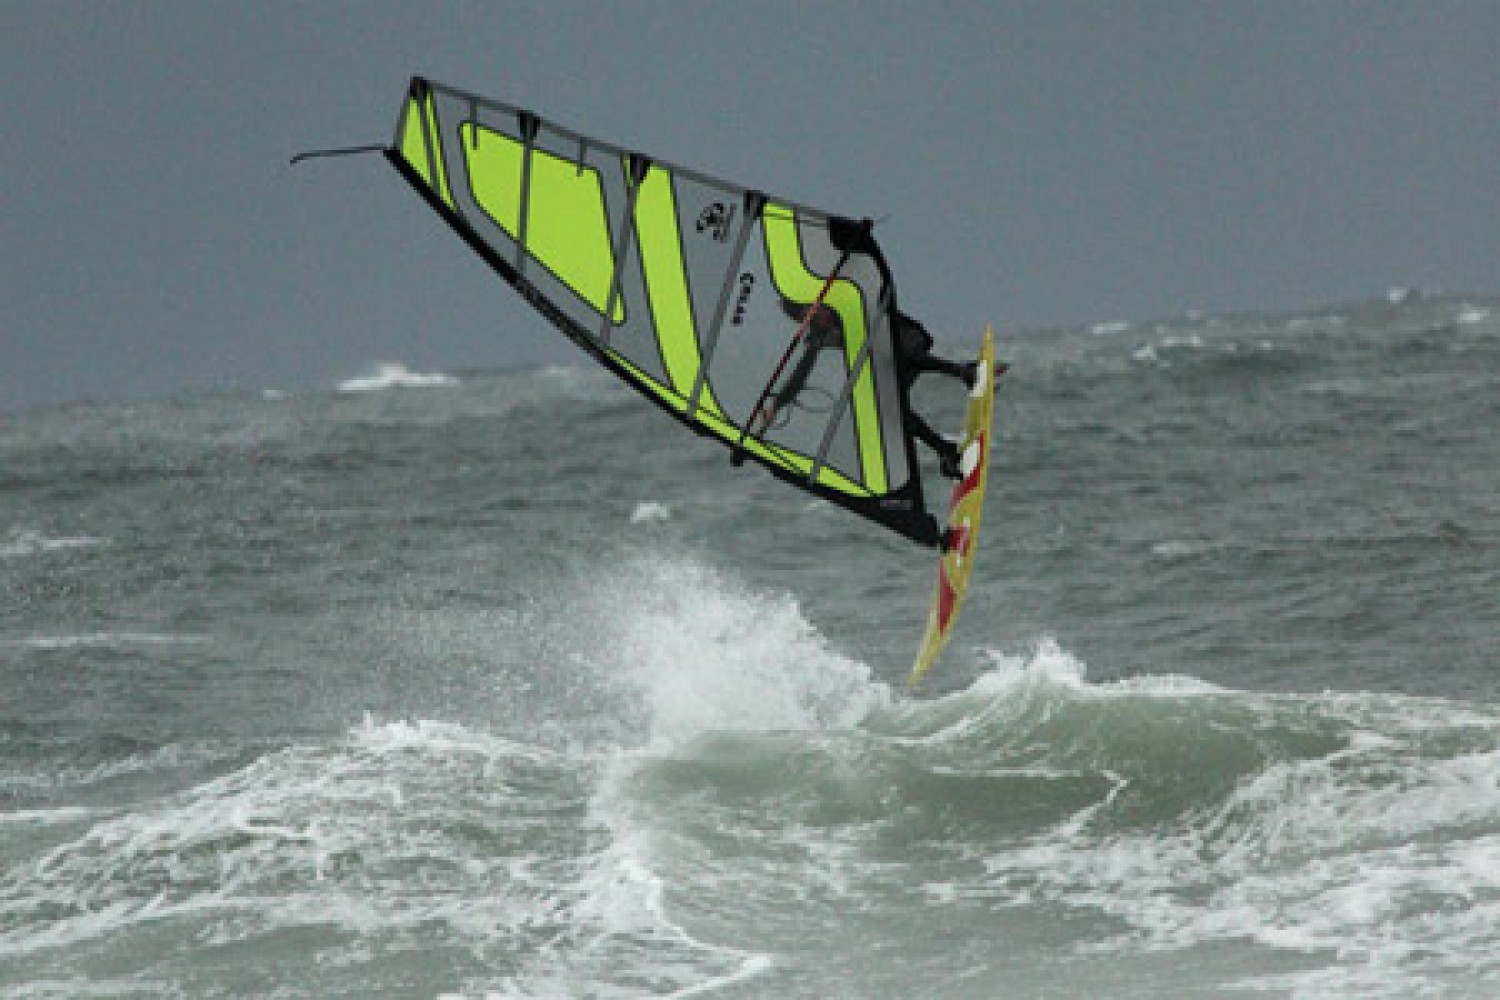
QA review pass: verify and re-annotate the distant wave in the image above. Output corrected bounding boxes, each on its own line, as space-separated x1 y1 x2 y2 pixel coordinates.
336 362 457 392
0 529 106 560
1131 332 1205 363
629 502 672 524
1 632 212 650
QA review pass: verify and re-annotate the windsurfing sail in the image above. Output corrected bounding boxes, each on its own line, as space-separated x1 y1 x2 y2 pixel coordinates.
385 77 941 545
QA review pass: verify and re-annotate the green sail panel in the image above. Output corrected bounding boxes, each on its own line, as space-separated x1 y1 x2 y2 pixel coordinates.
387 76 937 545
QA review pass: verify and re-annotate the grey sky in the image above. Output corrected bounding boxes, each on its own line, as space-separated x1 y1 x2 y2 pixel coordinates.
5 1 1497 412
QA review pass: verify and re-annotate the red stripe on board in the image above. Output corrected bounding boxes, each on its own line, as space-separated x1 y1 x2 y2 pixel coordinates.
937 563 957 631
948 431 987 506
946 523 973 559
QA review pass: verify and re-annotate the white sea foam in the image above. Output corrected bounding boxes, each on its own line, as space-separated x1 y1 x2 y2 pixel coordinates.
0 718 583 961
0 632 211 650
512 787 772 998
0 742 237 802
849 636 1500 993
578 552 888 748
336 361 457 392
1131 333 1206 364
1387 286 1419 305
1150 538 1228 559
968 638 1223 701
458 551 885 994
629 501 671 524
959 669 1500 994
9 589 1491 995
0 692 770 996
0 806 105 827
0 529 106 559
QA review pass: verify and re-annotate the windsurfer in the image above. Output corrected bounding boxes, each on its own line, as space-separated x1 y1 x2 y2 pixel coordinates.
892 308 980 479
760 300 980 480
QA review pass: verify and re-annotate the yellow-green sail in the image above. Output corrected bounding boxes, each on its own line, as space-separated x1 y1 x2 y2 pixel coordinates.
387 77 940 545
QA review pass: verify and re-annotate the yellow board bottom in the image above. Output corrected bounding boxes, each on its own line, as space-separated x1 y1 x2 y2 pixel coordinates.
909 325 997 687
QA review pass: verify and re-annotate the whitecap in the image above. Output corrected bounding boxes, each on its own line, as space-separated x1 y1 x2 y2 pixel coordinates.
629 502 671 524
1 633 211 650
1387 286 1419 305
1150 539 1225 559
0 530 107 560
336 361 457 392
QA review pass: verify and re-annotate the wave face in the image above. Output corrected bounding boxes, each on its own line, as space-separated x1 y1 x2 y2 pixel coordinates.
2 294 1498 997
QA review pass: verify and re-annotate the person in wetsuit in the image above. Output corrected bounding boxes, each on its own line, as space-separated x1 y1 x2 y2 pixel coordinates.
891 307 978 479
759 299 977 479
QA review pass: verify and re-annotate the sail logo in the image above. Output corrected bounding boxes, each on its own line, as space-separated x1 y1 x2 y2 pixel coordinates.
696 202 736 242
731 273 755 325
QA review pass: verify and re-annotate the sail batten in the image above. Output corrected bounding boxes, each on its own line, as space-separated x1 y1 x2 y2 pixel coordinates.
514 111 535 274
386 76 940 546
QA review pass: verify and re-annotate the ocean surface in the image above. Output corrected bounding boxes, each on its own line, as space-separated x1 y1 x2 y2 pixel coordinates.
3 293 1498 998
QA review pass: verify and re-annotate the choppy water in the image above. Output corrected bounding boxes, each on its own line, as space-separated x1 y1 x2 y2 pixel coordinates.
3 293 1498 997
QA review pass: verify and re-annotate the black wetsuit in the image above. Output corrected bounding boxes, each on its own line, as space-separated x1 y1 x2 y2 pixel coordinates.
764 304 969 474
892 309 970 463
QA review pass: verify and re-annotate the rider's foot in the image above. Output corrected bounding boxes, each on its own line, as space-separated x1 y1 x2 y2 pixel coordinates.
939 441 963 480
